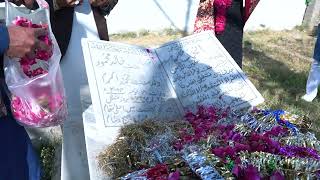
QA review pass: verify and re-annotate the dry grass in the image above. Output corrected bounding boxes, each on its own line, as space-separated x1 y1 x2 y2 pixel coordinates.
110 29 183 47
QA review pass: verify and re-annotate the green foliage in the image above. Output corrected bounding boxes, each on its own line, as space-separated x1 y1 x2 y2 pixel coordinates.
40 143 55 180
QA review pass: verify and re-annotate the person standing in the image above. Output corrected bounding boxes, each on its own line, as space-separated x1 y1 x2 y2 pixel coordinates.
0 0 49 178
302 25 320 102
215 0 244 67
194 0 244 68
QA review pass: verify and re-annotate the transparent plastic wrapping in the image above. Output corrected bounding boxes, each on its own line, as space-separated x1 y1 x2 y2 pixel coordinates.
4 0 67 127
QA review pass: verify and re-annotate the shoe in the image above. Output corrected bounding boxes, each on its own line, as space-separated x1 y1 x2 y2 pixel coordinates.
301 94 316 102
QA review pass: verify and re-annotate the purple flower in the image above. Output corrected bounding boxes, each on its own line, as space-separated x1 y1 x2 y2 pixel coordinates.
269 171 285 180
182 135 194 143
232 133 242 142
279 146 320 160
212 147 225 158
243 165 261 180
168 171 180 180
173 140 183 151
235 143 250 152
225 146 236 158
232 165 240 176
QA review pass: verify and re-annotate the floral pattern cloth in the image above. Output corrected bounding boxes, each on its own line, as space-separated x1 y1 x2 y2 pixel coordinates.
244 0 260 22
194 0 215 34
194 0 233 35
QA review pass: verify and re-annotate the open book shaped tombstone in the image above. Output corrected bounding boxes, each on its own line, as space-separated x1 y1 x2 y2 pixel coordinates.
82 31 264 129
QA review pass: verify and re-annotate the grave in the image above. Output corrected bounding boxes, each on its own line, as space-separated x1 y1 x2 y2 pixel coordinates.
81 31 264 179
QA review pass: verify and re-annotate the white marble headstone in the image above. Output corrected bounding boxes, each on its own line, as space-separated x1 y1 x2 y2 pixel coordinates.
82 40 183 128
154 32 264 112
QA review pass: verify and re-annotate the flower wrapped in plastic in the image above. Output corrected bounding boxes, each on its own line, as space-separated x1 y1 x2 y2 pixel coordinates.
4 1 67 127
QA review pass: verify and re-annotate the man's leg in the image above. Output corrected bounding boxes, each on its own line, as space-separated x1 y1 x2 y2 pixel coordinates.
0 63 41 180
302 25 320 102
0 116 41 180
216 0 244 68
27 137 41 180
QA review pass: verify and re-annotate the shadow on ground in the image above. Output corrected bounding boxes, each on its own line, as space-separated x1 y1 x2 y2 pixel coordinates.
243 41 320 137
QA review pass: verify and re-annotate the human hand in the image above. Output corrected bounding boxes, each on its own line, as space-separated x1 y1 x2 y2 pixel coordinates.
6 26 51 58
10 0 34 9
55 0 83 8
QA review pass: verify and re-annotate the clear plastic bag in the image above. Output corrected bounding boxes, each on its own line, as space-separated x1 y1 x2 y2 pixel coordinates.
3 0 67 127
